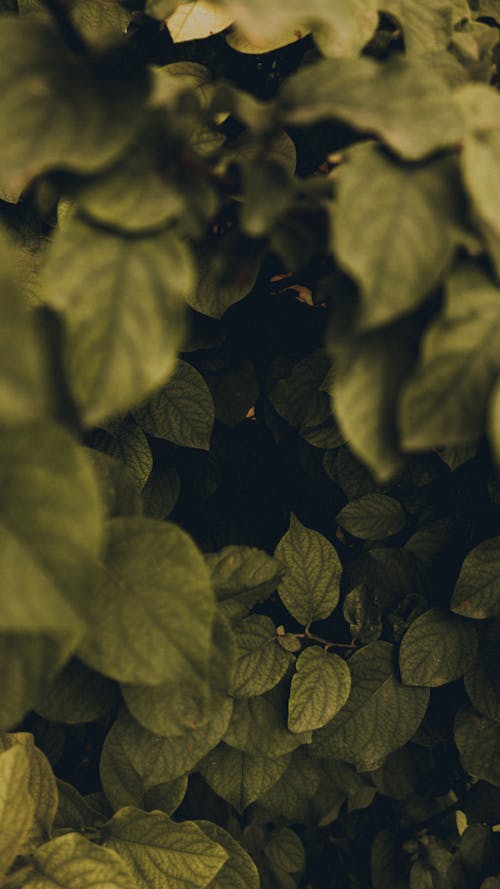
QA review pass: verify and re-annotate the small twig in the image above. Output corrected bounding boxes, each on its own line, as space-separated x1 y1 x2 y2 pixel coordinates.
294 626 357 650
40 0 88 54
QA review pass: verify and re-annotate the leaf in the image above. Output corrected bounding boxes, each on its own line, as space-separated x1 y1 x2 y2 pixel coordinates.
257 748 322 823
288 647 351 733
337 495 406 540
278 56 464 160
69 0 131 43
100 701 233 806
451 535 500 619
54 779 107 831
34 658 118 724
0 229 47 424
42 217 192 427
0 746 35 879
167 1 234 41
455 707 500 786
195 822 260 889
133 360 214 450
141 464 181 519
18 832 137 889
240 160 292 238
226 0 377 58
225 25 310 53
223 695 310 756
188 238 262 319
0 19 147 195
489 377 500 467
400 263 500 451
230 615 292 697
0 423 102 728
274 515 342 626
78 516 215 687
371 830 408 889
146 0 181 18
310 642 429 770
90 418 153 491
269 351 332 431
199 743 290 813
0 733 57 846
103 807 227 889
264 828 305 875
399 609 478 687
206 545 283 607
332 143 461 328
464 622 500 722
380 0 454 55
85 450 142 519
343 585 382 643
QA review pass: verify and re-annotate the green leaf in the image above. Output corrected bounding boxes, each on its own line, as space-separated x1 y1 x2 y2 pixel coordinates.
279 56 463 160
85 450 142 519
464 622 500 721
288 647 351 733
332 143 461 328
274 515 342 626
18 832 136 889
337 494 406 540
188 238 261 319
141 464 181 520
146 0 180 19
166 1 234 41
42 217 192 427
230 615 292 697
400 263 500 451
0 746 35 879
54 779 107 832
451 535 500 619
399 608 478 687
0 19 147 195
199 743 290 813
133 360 214 451
206 545 283 607
455 707 500 786
0 733 57 846
34 659 117 724
240 160 292 238
78 516 215 687
264 828 305 875
223 694 310 756
257 748 322 823
0 423 102 728
343 585 382 643
310 641 429 770
270 351 332 432
380 0 454 54
195 821 260 889
489 377 500 467
100 701 233 806
371 830 408 889
104 807 227 889
90 418 153 491
0 229 47 424
143 777 189 817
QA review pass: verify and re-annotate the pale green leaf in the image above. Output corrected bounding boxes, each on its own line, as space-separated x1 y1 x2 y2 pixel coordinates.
288 647 351 733
279 56 464 160
35 659 117 725
380 0 454 54
332 143 461 328
104 807 228 889
0 746 35 879
199 743 290 813
0 423 102 728
91 418 153 492
167 1 234 41
274 514 342 626
0 733 57 846
455 707 500 786
78 517 215 687
230 615 292 697
264 828 305 874
399 608 478 687
195 821 260 889
400 262 500 450
18 832 137 889
206 545 283 607
146 0 181 19
223 694 310 756
225 25 310 53
452 535 500 619
133 360 214 451
42 217 192 427
310 642 429 770
0 229 47 424
0 19 147 195
100 701 233 806
337 494 406 540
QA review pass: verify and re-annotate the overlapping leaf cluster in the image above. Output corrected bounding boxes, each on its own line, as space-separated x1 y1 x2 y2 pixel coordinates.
2 0 500 887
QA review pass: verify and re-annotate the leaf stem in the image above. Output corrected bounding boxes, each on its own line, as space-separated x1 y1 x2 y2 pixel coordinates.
294 626 356 650
40 0 88 54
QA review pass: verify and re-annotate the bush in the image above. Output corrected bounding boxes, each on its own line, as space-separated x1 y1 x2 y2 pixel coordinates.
1 1 500 887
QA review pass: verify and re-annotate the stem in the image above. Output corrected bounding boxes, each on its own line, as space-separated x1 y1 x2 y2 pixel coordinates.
40 0 88 54
294 626 357 650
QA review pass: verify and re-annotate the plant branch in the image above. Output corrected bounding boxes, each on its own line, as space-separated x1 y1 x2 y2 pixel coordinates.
294 626 357 651
40 0 88 53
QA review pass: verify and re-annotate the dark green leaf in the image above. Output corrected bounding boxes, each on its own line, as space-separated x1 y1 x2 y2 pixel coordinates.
34 659 117 724
90 418 153 491
337 494 406 540
195 821 260 889
264 828 305 875
288 647 351 733
455 706 500 785
223 695 310 756
206 545 283 607
199 743 290 813
452 535 500 619
464 622 500 721
399 608 478 687
141 464 180 520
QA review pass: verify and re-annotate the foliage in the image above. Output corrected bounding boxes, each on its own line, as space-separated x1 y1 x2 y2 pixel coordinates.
1 0 500 887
